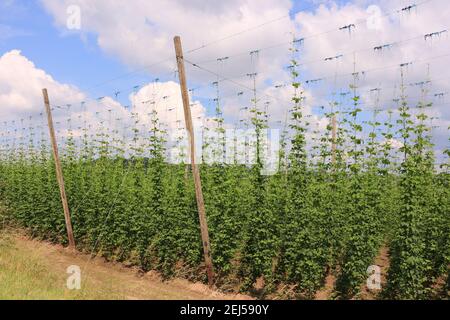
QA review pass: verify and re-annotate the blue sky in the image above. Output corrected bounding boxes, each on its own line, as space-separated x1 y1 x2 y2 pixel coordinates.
0 0 145 100
0 0 332 102
0 0 449 159
0 0 380 109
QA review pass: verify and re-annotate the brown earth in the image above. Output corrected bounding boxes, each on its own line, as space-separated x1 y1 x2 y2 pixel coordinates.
1 231 252 300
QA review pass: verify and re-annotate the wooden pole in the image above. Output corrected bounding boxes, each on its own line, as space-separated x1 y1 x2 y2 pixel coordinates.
331 115 337 165
42 88 76 250
173 36 214 286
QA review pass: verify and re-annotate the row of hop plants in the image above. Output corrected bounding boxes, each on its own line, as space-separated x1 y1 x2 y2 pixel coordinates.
0 64 448 299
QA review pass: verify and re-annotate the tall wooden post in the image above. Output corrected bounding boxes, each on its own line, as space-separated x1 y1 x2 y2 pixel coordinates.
331 115 337 165
173 36 214 286
42 88 76 250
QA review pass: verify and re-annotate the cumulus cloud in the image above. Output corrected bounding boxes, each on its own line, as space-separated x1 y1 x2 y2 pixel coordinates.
3 1 449 161
0 50 85 118
293 0 449 152
131 81 206 130
0 50 209 160
41 0 294 77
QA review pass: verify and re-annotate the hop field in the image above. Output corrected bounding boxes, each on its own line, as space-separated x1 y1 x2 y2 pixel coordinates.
1 1 449 300
0 67 448 299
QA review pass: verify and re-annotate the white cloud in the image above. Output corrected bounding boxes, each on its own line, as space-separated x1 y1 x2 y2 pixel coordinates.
293 0 450 151
41 0 294 76
0 50 209 161
40 0 299 150
4 1 449 161
0 50 85 118
131 80 206 130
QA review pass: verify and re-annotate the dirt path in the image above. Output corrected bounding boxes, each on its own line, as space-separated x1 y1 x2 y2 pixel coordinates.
1 230 397 300
314 246 391 300
0 232 252 300
314 273 337 300
360 246 390 300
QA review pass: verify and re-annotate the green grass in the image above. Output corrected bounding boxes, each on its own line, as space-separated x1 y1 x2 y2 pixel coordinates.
0 230 245 300
0 233 123 300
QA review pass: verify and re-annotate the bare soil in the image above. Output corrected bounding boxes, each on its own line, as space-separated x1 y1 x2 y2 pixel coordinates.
3 232 252 300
